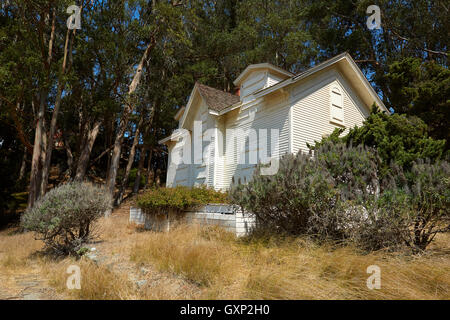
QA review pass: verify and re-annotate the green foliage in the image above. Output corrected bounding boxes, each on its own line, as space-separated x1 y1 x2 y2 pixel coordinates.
1 0 449 222
21 182 112 256
310 110 446 174
231 142 450 252
396 160 450 250
128 168 145 188
384 58 450 146
231 151 336 235
137 186 229 214
231 142 382 238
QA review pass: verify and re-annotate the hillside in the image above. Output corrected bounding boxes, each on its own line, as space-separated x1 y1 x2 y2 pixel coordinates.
1 203 449 300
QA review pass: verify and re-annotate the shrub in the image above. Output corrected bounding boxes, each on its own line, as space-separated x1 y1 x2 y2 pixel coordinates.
137 186 228 214
231 142 384 238
230 144 339 236
21 182 112 256
231 142 449 252
309 110 446 175
392 160 450 251
307 143 405 249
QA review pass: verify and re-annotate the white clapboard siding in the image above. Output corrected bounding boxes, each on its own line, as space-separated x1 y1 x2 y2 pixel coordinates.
291 70 369 155
213 120 227 190
240 71 266 103
223 96 290 189
166 66 372 191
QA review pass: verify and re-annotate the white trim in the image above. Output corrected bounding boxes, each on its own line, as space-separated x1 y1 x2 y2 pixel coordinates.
158 129 186 145
253 53 389 113
289 105 293 154
179 83 200 129
234 63 293 86
174 106 186 121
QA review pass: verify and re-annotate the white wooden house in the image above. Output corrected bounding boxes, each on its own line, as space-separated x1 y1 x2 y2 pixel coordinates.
159 53 389 190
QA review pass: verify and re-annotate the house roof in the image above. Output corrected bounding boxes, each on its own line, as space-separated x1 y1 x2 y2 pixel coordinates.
160 53 389 145
253 52 389 113
173 106 186 121
196 83 240 112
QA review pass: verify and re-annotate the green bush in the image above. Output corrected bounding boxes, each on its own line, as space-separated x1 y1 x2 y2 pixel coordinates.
391 160 450 251
21 182 112 256
231 151 336 235
309 110 446 176
231 142 386 241
137 186 228 214
231 141 450 252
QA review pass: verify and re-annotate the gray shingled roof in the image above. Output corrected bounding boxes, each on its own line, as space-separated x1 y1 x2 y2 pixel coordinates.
196 83 240 112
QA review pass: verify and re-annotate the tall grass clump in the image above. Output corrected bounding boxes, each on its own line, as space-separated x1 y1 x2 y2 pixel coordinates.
130 225 237 287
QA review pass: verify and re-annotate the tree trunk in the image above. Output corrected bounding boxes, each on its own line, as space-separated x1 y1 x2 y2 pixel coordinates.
133 146 148 194
40 29 73 197
27 9 56 208
19 146 27 181
105 39 156 213
75 120 101 181
64 137 74 177
133 101 157 193
28 91 46 208
116 114 144 205
144 148 154 190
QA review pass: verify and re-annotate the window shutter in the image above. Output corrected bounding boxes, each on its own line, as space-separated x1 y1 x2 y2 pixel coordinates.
330 87 344 123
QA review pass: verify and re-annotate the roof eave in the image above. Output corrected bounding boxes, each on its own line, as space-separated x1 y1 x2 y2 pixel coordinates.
179 83 200 129
253 53 390 114
233 63 293 86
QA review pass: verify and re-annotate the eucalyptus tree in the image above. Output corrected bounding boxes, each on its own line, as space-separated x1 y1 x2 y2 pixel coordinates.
104 0 191 207
0 0 76 207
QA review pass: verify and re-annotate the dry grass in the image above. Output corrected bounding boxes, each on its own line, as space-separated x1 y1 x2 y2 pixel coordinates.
130 225 450 300
41 259 136 300
0 229 43 273
131 225 238 287
1 213 449 300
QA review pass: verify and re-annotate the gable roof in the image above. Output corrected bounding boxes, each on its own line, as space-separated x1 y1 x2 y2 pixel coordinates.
177 82 240 130
233 63 294 86
253 52 389 113
173 106 186 121
161 53 389 144
197 83 240 112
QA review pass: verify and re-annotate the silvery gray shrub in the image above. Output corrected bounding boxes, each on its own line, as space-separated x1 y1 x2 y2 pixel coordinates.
21 182 112 256
231 142 449 252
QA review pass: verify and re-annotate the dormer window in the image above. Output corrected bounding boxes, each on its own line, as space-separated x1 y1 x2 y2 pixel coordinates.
233 63 294 103
330 86 344 125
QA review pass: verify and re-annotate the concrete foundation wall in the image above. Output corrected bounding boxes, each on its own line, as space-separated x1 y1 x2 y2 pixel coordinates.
130 205 255 237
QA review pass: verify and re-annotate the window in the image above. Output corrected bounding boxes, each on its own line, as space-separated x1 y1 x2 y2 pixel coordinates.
330 86 344 124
